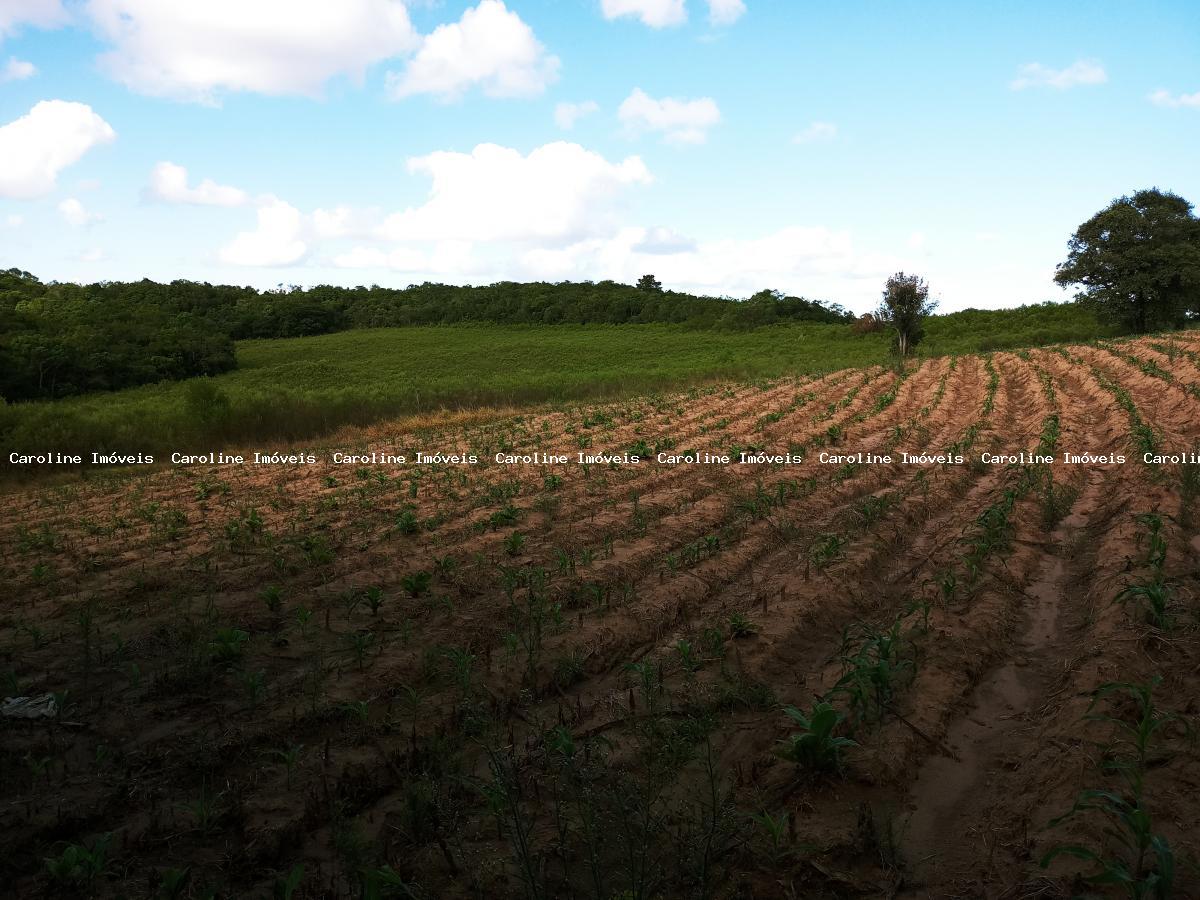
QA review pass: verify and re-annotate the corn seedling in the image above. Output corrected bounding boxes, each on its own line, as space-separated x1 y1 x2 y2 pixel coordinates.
728 612 757 638
1041 790 1174 900
1085 678 1182 795
1115 514 1174 628
271 744 303 789
359 585 385 616
43 833 112 888
401 570 432 598
345 630 376 670
504 531 527 556
778 701 857 773
260 584 284 614
209 627 249 663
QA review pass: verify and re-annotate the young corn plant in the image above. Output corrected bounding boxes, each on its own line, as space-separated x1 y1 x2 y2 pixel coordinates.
1041 790 1174 900
1085 678 1182 796
1115 514 1175 629
728 612 757 639
778 701 857 774
833 617 914 725
44 833 112 889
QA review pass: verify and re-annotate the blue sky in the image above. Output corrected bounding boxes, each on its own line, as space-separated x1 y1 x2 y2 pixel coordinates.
1 0 1197 312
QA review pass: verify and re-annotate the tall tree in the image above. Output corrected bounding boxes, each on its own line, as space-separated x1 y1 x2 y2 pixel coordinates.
1055 188 1200 333
877 272 936 357
636 274 662 293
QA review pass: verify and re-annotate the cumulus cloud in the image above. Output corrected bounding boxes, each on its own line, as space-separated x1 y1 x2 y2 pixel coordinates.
0 0 68 39
555 100 599 129
1149 89 1200 109
707 0 745 25
333 241 478 276
2 57 36 80
517 225 899 306
618 87 720 143
386 0 558 100
377 142 651 244
792 121 836 144
1010 59 1107 90
218 197 308 266
600 0 687 28
147 161 248 206
58 197 101 227
0 100 115 199
632 226 696 254
85 0 418 100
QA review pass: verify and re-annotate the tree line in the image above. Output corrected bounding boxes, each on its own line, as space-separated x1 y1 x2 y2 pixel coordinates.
0 273 851 401
4 186 1197 401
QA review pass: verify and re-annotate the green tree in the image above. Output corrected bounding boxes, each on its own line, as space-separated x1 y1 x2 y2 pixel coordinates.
1055 188 1200 333
876 272 935 357
636 274 662 293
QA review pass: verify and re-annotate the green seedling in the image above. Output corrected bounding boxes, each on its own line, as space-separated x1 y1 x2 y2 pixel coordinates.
271 744 303 789
1041 790 1173 900
44 833 112 887
210 627 249 663
401 570 432 598
360 585 385 616
260 584 283 614
728 612 757 638
778 701 857 773
504 531 527 556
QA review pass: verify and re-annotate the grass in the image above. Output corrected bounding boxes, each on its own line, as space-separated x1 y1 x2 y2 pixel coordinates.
1 324 885 460
0 304 1117 463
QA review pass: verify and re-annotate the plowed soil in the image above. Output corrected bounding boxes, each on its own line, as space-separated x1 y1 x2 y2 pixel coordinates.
3 336 1199 899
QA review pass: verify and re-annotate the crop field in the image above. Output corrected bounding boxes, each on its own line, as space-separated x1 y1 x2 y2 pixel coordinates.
3 333 1200 898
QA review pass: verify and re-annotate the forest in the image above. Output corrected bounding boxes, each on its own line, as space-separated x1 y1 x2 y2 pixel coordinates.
0 269 853 402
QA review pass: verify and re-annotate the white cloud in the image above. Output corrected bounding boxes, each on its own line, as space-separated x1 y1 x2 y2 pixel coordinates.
58 197 101 227
601 0 686 28
1010 59 1107 90
80 247 105 262
85 0 418 100
2 57 36 80
0 101 115 199
147 161 247 206
1149 89 1200 109
386 0 558 101
555 100 599 129
218 197 308 266
632 226 695 254
518 225 900 307
378 141 651 244
334 241 477 276
4 213 23 228
618 87 720 143
907 231 926 250
0 1 68 39
707 0 745 25
792 121 836 144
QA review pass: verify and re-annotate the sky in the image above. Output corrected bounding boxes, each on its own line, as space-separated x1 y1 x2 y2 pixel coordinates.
0 0 1198 313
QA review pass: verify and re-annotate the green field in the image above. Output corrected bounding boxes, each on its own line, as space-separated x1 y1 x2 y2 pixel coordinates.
0 304 1120 461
